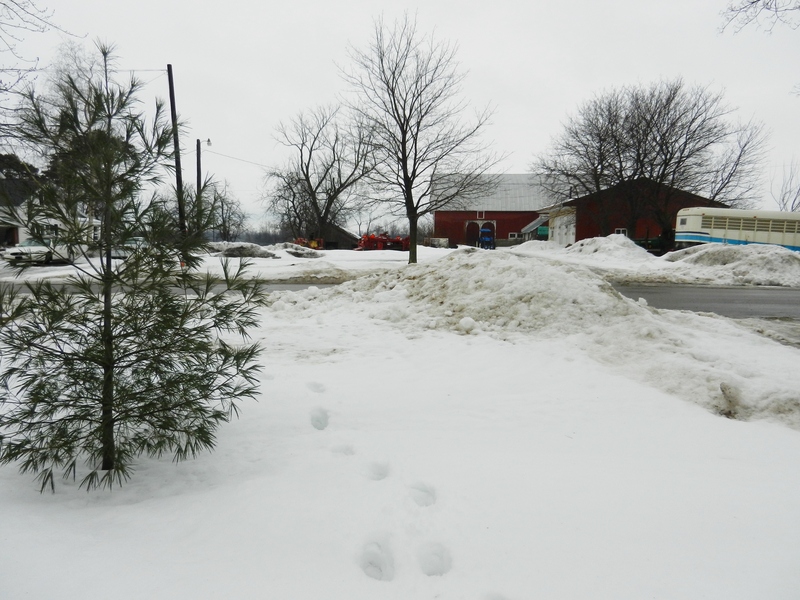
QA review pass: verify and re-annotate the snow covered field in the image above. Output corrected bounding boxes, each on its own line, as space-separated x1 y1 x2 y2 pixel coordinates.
2 237 800 599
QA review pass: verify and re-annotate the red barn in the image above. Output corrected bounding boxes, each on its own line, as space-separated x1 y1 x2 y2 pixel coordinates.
433 174 550 247
547 178 726 251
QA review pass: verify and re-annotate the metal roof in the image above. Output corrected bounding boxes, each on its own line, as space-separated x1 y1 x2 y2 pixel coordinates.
457 174 552 211
521 214 549 234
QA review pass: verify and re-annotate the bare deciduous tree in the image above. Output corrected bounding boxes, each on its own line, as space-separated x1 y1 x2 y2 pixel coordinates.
342 14 500 263
211 181 247 242
267 105 372 243
535 89 628 233
169 178 247 242
0 1 64 132
771 159 800 211
535 79 766 241
723 0 800 30
266 170 316 240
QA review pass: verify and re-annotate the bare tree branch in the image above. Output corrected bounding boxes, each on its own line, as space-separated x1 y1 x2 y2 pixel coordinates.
0 0 71 137
722 0 800 31
771 158 800 211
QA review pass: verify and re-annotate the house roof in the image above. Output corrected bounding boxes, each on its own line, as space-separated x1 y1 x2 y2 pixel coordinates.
535 178 725 214
564 178 719 207
454 174 553 212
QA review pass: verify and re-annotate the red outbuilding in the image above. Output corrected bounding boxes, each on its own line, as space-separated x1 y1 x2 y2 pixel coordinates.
546 178 727 252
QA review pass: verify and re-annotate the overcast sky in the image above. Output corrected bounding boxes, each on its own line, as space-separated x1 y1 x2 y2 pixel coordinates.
19 0 800 218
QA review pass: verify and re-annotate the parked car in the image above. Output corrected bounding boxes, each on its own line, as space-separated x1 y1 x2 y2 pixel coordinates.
2 238 74 265
110 237 147 259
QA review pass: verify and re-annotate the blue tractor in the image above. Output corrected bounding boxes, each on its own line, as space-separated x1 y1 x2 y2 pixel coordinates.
478 226 495 250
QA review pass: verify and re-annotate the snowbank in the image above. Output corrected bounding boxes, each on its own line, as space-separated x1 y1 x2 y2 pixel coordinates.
207 240 281 258
513 236 800 287
662 243 800 286
267 248 800 429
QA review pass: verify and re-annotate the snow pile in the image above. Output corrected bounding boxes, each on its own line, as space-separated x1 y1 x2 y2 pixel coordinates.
565 233 654 261
207 241 324 260
510 239 561 253
267 248 635 337
514 234 655 263
349 248 635 336
512 237 800 287
663 243 800 286
267 248 800 428
206 241 280 258
265 242 324 259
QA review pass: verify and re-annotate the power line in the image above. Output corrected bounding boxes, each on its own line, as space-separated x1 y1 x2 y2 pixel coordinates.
204 149 269 168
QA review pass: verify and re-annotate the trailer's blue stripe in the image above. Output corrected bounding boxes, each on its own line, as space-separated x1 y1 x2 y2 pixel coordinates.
675 232 800 252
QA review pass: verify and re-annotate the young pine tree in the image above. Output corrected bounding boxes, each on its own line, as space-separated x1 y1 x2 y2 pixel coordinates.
0 43 266 492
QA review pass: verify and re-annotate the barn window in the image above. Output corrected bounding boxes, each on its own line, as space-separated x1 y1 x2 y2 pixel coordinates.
614 228 628 236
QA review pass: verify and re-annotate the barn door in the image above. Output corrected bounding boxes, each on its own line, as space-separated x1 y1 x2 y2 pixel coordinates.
465 221 480 246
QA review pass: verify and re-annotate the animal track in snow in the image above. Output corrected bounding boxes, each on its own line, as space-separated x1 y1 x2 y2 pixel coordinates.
360 541 394 581
364 461 390 481
408 483 437 507
331 444 355 456
309 407 329 430
306 381 326 393
417 542 452 576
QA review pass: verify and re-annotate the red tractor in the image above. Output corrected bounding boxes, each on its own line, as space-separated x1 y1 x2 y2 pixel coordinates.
357 233 410 251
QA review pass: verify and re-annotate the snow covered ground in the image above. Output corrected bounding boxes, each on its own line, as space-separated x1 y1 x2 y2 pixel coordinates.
2 237 800 599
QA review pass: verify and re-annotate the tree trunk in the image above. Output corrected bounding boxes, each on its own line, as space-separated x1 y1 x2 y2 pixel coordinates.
100 204 115 471
408 214 418 264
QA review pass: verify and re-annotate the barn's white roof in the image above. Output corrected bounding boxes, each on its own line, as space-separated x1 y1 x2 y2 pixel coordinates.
456 174 552 211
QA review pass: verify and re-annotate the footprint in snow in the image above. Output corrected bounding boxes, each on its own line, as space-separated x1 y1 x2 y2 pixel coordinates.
417 542 452 576
364 461 390 481
408 483 437 507
309 407 329 430
331 444 355 456
360 541 394 581
306 381 326 393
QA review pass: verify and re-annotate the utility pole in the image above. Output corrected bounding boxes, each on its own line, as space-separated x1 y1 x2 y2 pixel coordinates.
196 138 211 237
167 64 186 235
196 138 202 202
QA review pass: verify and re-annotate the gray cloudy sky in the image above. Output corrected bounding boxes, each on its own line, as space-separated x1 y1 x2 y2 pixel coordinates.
21 0 800 217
